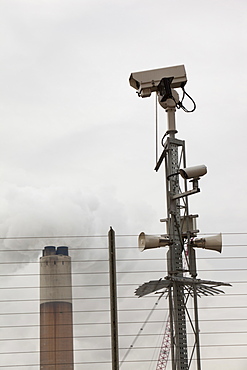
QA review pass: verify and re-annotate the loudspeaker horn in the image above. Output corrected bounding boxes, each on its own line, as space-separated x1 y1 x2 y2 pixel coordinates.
193 233 222 253
138 232 170 252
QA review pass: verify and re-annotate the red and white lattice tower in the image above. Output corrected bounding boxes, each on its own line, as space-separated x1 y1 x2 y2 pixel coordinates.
156 318 171 370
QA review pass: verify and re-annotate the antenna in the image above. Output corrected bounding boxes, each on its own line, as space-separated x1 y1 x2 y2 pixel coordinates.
129 65 231 370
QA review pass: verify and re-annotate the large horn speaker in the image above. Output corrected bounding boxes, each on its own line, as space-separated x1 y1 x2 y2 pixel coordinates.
138 232 170 252
193 233 222 253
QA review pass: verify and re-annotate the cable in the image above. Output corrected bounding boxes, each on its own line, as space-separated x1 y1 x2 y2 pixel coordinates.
0 234 109 240
0 231 246 241
155 91 158 163
2 317 247 330
120 296 162 367
1 255 247 265
1 331 247 343
3 318 246 328
1 343 247 356
0 268 246 279
176 86 196 112
0 243 246 252
1 291 246 304
0 283 246 290
1 302 247 317
0 357 247 368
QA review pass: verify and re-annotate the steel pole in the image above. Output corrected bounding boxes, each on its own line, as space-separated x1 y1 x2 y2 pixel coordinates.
108 227 119 370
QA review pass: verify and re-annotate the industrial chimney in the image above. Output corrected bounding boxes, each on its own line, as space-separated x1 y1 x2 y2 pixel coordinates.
40 246 74 369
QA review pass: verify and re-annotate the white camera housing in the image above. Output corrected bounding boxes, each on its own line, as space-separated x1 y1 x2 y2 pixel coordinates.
179 165 207 180
129 65 187 98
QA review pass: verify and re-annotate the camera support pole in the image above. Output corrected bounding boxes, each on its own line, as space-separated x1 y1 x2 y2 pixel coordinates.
163 97 189 370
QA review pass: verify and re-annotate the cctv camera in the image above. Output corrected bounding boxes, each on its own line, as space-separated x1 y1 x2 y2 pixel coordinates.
129 65 187 98
179 165 207 180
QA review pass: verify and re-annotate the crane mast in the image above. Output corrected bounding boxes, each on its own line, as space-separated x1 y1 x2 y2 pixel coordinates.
156 317 171 370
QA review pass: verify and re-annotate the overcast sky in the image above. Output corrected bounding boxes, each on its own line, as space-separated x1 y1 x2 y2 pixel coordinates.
0 0 247 369
1 0 247 235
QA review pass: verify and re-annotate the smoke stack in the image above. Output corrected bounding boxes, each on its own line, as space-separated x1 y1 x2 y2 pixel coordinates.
40 246 74 369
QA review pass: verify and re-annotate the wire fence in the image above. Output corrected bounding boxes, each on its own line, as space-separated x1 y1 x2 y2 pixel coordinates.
0 232 246 369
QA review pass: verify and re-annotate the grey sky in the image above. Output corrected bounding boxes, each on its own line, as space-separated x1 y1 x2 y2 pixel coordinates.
0 0 247 369
1 0 247 235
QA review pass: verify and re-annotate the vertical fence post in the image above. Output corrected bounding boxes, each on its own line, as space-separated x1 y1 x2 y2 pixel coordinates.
108 227 119 370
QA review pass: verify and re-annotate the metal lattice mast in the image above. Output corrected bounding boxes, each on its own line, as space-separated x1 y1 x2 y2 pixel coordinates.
163 99 188 370
156 318 171 370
